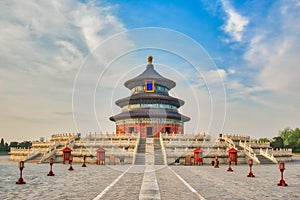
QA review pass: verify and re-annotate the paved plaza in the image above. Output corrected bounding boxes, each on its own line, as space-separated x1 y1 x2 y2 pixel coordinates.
0 155 299 200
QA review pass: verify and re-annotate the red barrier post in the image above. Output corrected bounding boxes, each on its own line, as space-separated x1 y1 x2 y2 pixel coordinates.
47 157 55 176
82 155 87 167
16 161 26 184
214 156 219 168
277 162 288 186
68 155 74 171
247 158 255 177
227 160 233 172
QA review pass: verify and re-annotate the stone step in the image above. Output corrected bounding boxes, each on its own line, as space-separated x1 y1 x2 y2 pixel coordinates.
154 156 164 165
153 138 164 165
137 138 146 154
26 154 44 163
256 154 275 164
135 138 146 165
135 154 145 165
137 149 145 153
135 138 165 165
154 151 164 165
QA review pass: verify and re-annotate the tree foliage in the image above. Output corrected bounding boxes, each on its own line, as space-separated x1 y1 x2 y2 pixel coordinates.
18 141 32 148
0 138 9 152
0 138 32 152
8 141 32 149
270 136 284 149
258 137 270 143
278 127 300 152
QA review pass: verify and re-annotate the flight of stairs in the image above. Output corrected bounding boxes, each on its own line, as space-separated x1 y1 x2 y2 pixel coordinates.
25 153 43 163
135 138 146 165
154 138 164 165
256 154 276 164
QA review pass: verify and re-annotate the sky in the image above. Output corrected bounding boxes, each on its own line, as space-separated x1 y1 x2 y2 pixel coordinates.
0 0 300 142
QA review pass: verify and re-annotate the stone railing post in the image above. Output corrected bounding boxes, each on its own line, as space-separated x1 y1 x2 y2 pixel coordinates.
132 133 140 165
160 133 167 165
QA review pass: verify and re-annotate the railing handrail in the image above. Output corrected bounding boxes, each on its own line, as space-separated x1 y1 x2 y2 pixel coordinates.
24 150 41 162
244 149 260 164
259 148 277 163
239 141 260 164
222 135 235 148
160 132 167 165
39 141 61 163
65 137 76 148
239 141 255 154
39 149 57 163
132 132 140 165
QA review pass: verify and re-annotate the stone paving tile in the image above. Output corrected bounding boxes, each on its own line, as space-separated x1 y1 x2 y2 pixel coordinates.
171 163 300 200
0 162 123 200
139 165 160 200
155 166 199 200
99 166 145 200
1 156 299 200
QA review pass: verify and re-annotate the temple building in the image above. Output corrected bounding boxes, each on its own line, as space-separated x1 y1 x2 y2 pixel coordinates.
109 56 190 137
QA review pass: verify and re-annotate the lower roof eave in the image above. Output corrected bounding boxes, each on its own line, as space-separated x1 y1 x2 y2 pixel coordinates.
109 114 190 123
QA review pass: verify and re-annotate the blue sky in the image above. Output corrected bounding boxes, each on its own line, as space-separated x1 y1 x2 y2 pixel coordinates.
0 0 299 142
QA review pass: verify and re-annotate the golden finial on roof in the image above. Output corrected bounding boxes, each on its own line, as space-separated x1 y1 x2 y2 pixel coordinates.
148 55 153 64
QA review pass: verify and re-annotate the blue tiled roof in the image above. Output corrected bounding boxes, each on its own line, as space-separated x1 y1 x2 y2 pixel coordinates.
109 108 190 122
115 93 185 108
124 64 176 89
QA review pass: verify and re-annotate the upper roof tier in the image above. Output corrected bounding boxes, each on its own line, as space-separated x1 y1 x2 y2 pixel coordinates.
124 56 176 90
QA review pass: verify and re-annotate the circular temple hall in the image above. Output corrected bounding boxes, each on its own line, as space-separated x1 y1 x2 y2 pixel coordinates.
109 56 190 137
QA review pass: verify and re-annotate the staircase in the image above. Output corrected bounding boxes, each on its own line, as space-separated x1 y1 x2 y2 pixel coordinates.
25 153 43 163
238 141 260 164
239 141 277 164
256 154 276 164
39 141 62 163
154 138 164 165
222 135 236 148
39 149 58 163
135 138 146 165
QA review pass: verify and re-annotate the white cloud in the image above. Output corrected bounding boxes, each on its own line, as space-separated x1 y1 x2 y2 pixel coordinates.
244 1 300 95
228 68 235 75
220 0 249 42
0 0 126 76
204 69 227 85
71 3 125 51
219 1 300 137
0 0 127 141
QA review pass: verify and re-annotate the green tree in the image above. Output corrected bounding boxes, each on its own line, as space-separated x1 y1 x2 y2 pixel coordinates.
5 142 9 151
0 138 10 152
18 141 32 148
0 138 4 151
280 128 291 146
9 142 19 148
270 137 284 149
258 138 270 143
279 127 300 152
